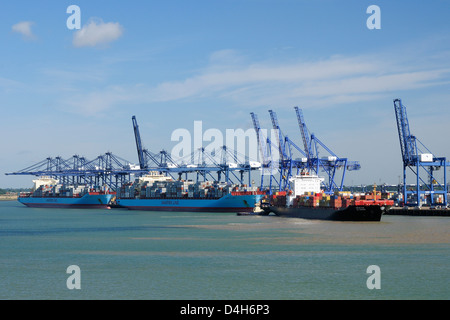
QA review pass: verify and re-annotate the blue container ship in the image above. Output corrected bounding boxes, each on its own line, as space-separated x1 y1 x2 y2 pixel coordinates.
18 192 114 209
115 173 265 213
116 192 264 212
18 177 114 209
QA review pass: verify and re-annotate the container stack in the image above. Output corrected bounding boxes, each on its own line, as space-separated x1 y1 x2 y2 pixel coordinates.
275 188 396 209
118 183 135 199
125 179 256 199
272 195 286 206
330 195 342 209
31 184 91 198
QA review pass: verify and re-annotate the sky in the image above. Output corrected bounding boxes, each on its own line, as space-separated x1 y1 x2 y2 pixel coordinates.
1 0 450 188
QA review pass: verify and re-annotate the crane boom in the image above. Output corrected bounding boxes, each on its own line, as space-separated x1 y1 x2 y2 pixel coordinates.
132 116 146 170
268 110 285 161
250 112 266 165
294 106 311 163
393 99 417 166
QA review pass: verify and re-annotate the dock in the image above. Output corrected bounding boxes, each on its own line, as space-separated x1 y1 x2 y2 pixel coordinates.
386 207 450 217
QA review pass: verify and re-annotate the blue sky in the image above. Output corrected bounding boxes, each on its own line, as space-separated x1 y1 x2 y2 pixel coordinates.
1 0 450 188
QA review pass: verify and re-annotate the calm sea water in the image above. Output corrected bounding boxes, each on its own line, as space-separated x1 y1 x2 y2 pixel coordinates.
0 200 448 300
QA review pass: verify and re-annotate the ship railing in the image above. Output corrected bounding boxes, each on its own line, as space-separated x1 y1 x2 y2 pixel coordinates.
231 191 266 196
118 191 264 200
88 191 116 195
18 192 33 198
27 193 84 198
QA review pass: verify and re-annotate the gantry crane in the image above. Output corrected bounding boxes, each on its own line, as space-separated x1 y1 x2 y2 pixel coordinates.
251 112 270 190
268 109 293 191
5 152 138 191
294 107 360 193
132 115 146 170
267 109 310 190
132 115 258 186
393 98 448 207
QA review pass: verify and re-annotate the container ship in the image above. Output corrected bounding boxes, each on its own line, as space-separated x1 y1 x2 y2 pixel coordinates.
18 177 114 209
262 173 394 221
115 172 265 212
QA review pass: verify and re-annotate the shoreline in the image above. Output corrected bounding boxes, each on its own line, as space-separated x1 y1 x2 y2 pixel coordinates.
0 195 18 201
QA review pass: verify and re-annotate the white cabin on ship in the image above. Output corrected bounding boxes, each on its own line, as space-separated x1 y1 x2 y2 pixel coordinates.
287 173 324 207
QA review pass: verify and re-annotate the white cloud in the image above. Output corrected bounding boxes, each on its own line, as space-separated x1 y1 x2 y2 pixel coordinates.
144 53 450 108
56 49 450 116
11 21 35 39
0 77 23 94
73 19 123 48
63 87 132 116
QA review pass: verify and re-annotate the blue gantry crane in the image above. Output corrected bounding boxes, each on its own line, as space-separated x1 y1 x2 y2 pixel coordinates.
268 109 293 191
132 115 259 186
252 109 327 194
250 107 360 194
267 109 310 191
170 145 258 186
251 112 276 191
295 106 312 169
7 115 262 192
294 107 361 193
132 115 146 170
5 152 138 191
132 115 178 179
393 98 448 207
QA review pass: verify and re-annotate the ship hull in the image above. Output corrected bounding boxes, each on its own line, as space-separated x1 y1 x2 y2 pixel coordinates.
268 205 383 221
116 193 264 213
18 193 113 209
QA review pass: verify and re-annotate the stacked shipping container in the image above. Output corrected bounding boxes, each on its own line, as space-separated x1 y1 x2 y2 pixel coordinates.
28 184 104 198
117 179 261 200
276 190 394 209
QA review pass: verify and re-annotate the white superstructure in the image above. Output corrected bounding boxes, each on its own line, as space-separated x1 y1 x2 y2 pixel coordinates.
138 171 173 184
287 173 324 206
32 176 59 191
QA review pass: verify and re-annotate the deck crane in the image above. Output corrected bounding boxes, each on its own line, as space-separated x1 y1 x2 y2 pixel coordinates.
393 98 448 207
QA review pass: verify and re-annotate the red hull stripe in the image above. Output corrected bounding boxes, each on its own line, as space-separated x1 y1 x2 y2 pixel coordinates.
123 206 254 212
22 203 110 209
